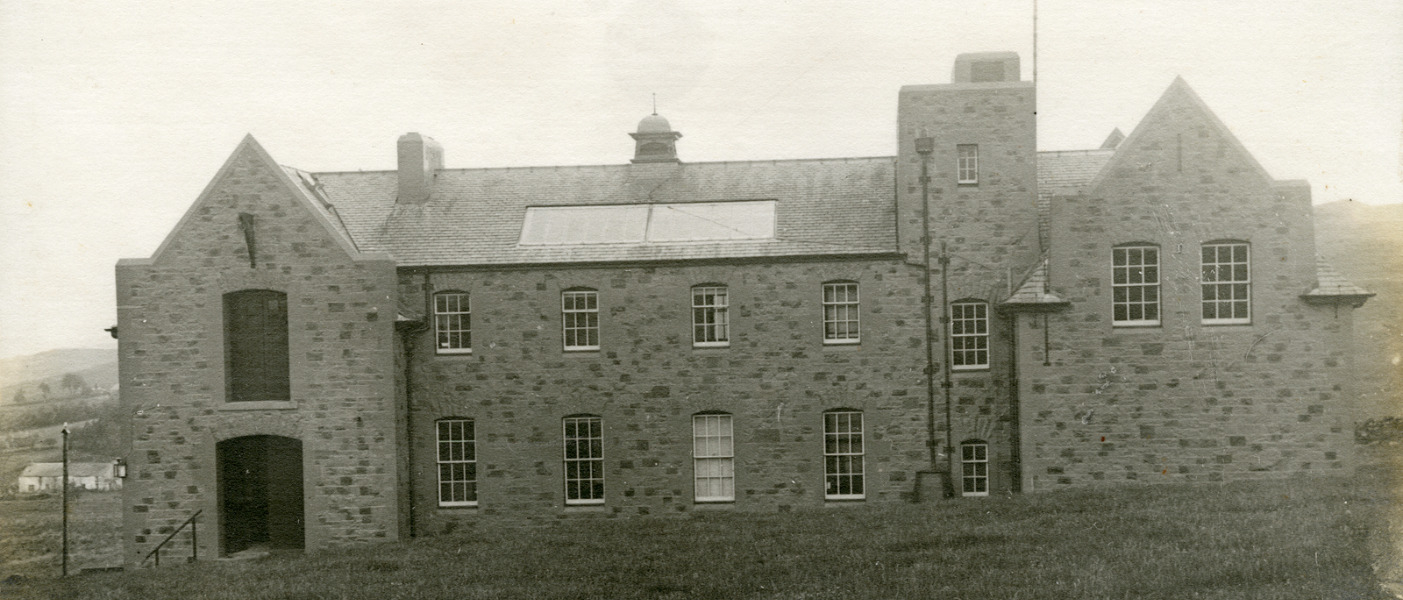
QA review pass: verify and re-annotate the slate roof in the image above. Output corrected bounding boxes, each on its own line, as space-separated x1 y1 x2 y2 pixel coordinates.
295 148 1124 268
20 463 113 479
308 158 899 267
1034 149 1115 249
1302 256 1374 300
1037 149 1115 199
1002 256 1068 308
284 166 358 251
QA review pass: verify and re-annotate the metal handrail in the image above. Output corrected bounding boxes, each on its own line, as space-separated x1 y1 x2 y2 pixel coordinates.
143 509 202 567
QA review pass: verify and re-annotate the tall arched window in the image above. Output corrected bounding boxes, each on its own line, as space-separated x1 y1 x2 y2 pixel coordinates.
224 289 289 402
692 412 734 502
822 409 864 500
436 418 477 507
563 415 604 504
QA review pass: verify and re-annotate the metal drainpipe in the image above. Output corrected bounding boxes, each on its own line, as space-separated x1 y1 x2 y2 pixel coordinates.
402 326 418 539
402 268 433 538
915 138 938 473
1009 312 1022 493
940 240 954 487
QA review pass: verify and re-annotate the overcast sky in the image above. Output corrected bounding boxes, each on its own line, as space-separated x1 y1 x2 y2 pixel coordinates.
1 0 1400 359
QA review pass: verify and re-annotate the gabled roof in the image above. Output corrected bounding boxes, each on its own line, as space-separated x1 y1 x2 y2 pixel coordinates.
20 463 113 478
1088 77 1275 192
1301 256 1374 305
254 78 1291 270
308 157 900 267
134 135 366 266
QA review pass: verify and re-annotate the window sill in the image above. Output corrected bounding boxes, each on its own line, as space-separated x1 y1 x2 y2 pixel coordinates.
692 342 731 349
563 503 607 513
692 500 736 509
1112 323 1161 332
823 496 866 505
437 502 479 510
952 366 990 373
822 340 861 348
564 347 601 353
435 349 473 357
220 401 296 411
1201 320 1251 327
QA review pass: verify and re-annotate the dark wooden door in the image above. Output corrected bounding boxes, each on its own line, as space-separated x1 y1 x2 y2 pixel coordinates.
218 435 304 554
266 437 305 549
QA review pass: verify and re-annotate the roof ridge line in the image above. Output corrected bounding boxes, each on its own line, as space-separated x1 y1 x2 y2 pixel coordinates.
309 155 898 177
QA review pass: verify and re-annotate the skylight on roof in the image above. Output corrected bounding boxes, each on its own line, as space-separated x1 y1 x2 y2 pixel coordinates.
519 201 776 246
519 205 650 245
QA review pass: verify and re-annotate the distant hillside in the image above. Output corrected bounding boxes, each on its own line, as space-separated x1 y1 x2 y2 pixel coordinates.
1314 200 1403 419
0 348 117 404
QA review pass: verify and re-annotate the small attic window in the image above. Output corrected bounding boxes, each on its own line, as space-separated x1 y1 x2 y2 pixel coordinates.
970 61 1006 83
519 201 776 245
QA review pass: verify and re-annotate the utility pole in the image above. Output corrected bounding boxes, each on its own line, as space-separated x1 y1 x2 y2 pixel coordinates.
61 423 69 577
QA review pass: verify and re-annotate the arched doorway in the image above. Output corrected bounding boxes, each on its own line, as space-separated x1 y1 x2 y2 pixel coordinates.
216 435 304 554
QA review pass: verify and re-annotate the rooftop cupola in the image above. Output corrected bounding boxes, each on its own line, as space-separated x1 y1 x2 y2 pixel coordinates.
630 113 682 164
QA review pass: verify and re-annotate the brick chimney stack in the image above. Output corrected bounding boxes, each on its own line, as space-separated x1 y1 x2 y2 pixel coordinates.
397 132 444 204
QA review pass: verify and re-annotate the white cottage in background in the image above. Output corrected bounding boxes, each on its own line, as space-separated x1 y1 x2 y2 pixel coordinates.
18 462 123 493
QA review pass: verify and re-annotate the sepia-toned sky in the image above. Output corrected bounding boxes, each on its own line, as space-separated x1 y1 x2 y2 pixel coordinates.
1 0 1399 359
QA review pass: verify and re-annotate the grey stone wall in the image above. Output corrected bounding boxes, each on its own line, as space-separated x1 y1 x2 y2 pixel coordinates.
116 140 402 564
400 258 952 533
895 79 1040 487
1017 84 1354 490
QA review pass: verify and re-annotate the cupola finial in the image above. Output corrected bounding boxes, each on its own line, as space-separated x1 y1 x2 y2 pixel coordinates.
630 109 682 164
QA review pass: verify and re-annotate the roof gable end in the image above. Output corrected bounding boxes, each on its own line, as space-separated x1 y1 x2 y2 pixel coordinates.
1087 77 1275 192
143 135 362 264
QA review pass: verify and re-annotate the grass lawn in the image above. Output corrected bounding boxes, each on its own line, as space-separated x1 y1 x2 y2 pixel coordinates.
0 491 122 577
6 450 1397 600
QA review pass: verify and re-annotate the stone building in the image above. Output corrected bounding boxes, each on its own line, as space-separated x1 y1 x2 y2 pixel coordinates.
114 52 1371 564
